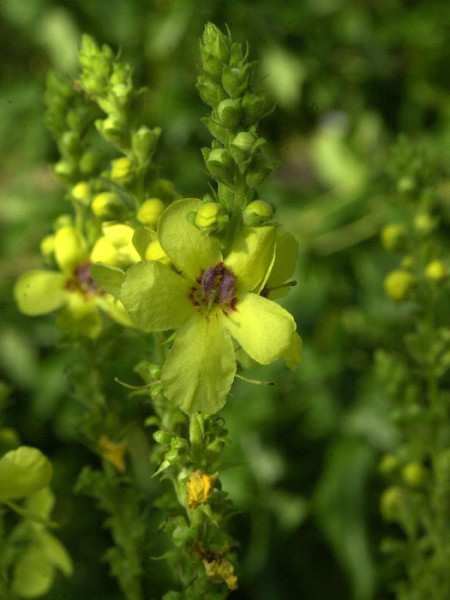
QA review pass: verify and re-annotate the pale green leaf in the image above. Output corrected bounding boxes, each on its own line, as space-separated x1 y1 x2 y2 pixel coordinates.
0 447 52 501
90 262 125 298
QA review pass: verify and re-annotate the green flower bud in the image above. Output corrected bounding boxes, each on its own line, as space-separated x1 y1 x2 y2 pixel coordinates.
97 116 125 146
202 117 228 144
132 126 161 163
425 260 447 282
71 181 91 206
243 200 273 225
397 176 415 194
40 234 55 258
229 41 244 67
414 212 436 236
383 270 415 302
111 157 133 180
205 148 234 185
242 92 266 125
381 223 408 251
232 131 256 153
197 78 227 107
61 131 79 154
222 66 249 98
217 99 241 129
91 192 123 220
202 23 230 63
0 428 20 453
137 198 165 228
112 83 132 106
380 486 405 522
401 461 427 487
195 202 224 229
79 150 102 175
378 454 399 476
53 160 76 179
66 108 85 132
245 153 274 188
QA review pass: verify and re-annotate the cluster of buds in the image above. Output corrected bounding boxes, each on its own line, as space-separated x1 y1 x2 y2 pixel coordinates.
197 23 276 218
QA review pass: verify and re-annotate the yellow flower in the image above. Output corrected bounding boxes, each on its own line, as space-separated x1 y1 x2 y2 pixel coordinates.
186 469 216 509
202 551 238 591
99 435 127 473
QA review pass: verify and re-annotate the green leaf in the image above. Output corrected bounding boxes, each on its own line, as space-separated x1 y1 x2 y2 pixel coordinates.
162 313 236 414
0 446 52 501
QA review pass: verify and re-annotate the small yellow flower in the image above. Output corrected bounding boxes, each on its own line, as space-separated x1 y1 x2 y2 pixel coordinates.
99 435 127 473
186 469 216 509
202 552 238 591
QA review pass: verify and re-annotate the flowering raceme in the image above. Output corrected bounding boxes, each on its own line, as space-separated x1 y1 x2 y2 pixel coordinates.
95 198 302 414
14 225 134 337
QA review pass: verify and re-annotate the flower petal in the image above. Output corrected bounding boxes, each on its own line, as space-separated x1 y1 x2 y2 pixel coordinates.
162 313 236 414
224 292 298 364
90 263 125 298
56 296 102 338
158 198 222 280
283 331 303 369
224 226 276 293
14 270 68 316
95 296 135 327
266 229 298 298
0 446 52 501
120 261 192 332
54 226 88 272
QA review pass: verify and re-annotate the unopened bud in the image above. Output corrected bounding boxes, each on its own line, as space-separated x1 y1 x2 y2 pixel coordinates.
217 99 241 129
91 192 123 220
243 200 273 225
380 486 405 522
381 223 408 251
111 157 133 180
72 182 91 206
383 270 415 302
414 212 436 236
402 461 427 488
40 234 56 258
205 148 234 184
137 198 165 228
195 202 224 229
425 260 447 282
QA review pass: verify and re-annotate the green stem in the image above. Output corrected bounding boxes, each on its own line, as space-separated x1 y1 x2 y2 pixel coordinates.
189 413 204 466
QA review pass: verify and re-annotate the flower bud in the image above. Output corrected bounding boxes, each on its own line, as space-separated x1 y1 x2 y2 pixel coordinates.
91 192 123 220
381 223 408 251
79 150 102 174
425 260 447 282
205 148 234 184
145 239 171 266
380 486 405 522
378 454 399 476
40 234 56 258
53 159 75 179
132 126 161 163
202 23 230 63
243 200 273 225
61 131 79 154
401 255 414 269
217 99 241 129
97 116 125 146
245 153 274 188
401 461 427 488
414 212 436 236
71 181 91 206
232 131 256 153
222 66 249 98
111 157 133 180
195 202 224 229
383 270 415 302
137 198 165 228
242 92 266 125
197 78 227 108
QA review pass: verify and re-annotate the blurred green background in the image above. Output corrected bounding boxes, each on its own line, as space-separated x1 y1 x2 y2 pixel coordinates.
2 1 450 598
